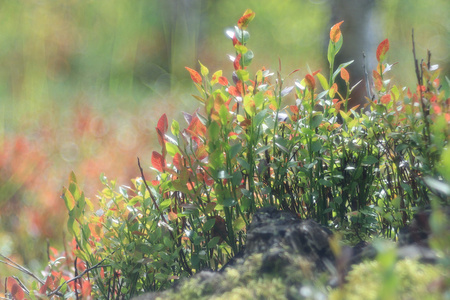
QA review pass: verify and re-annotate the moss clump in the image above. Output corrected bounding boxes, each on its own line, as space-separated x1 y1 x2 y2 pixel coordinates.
153 253 327 300
330 259 449 300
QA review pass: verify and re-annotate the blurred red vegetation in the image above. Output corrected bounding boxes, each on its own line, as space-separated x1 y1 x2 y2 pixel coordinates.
0 103 157 266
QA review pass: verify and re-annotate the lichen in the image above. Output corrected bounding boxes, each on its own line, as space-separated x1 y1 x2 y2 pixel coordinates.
329 259 449 300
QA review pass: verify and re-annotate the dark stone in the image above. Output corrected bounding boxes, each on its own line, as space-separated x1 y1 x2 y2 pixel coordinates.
132 207 446 299
243 207 335 272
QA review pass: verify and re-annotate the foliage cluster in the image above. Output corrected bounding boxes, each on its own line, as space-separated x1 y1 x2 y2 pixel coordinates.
2 9 449 299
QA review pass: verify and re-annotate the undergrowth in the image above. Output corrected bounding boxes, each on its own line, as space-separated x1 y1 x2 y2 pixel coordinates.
1 9 449 300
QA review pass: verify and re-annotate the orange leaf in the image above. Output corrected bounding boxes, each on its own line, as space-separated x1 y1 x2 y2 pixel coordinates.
290 105 299 114
228 86 241 97
372 70 383 91
168 211 178 221
185 67 202 84
81 280 92 298
305 74 315 90
151 151 165 172
330 21 344 43
380 94 391 104
340 68 350 83
329 83 338 98
237 9 255 29
218 76 228 86
376 39 389 62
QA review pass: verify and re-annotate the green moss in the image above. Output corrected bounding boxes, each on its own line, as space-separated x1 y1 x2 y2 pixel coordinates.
330 259 449 300
153 252 330 300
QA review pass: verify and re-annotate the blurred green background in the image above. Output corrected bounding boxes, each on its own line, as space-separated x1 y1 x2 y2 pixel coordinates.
0 0 448 277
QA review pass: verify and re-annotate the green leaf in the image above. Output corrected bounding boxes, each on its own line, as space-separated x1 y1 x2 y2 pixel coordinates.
317 72 329 90
219 197 237 207
254 92 264 108
327 40 335 66
237 157 250 171
256 145 271 155
243 50 254 66
199 61 209 76
395 144 408 153
311 140 322 152
362 155 378 165
232 171 243 186
219 104 229 125
254 109 267 127
229 143 242 158
311 114 323 129
319 179 332 187
334 34 343 55
233 216 246 233
67 216 80 237
207 236 221 248
208 121 220 139
203 218 216 232
159 198 172 210
236 69 250 82
234 26 250 43
166 142 180 157
234 45 248 54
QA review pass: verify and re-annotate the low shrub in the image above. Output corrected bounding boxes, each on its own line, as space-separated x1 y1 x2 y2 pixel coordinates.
2 8 448 299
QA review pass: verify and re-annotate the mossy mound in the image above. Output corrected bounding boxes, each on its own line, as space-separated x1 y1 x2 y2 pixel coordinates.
330 259 448 300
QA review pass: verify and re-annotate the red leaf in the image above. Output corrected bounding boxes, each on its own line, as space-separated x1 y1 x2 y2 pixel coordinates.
151 151 165 172
380 94 391 104
330 21 344 43
81 280 92 298
7 278 25 300
305 74 315 90
234 54 241 70
157 114 168 135
132 231 146 236
290 105 299 114
340 68 350 83
232 36 240 46
218 76 228 86
187 116 206 137
173 152 182 170
156 128 165 147
376 39 389 62
237 9 255 29
228 86 240 97
185 67 202 84
39 276 54 294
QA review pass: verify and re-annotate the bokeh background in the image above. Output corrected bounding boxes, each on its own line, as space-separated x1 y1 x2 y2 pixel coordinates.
0 0 448 278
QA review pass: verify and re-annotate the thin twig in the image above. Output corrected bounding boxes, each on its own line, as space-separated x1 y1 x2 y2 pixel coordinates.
137 157 167 224
137 157 192 275
11 276 29 295
47 255 111 297
0 254 45 285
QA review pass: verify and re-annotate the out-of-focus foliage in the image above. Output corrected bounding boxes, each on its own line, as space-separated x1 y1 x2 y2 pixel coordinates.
0 0 448 284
